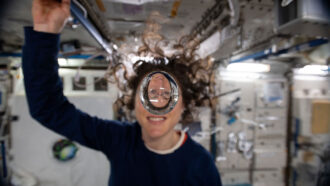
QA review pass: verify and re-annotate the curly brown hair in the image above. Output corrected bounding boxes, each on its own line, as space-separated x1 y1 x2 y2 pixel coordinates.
108 56 215 124
106 12 216 124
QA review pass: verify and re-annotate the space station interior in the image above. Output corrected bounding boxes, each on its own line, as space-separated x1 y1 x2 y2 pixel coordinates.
0 0 329 186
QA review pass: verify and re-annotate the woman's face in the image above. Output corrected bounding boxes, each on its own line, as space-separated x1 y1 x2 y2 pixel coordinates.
134 73 184 139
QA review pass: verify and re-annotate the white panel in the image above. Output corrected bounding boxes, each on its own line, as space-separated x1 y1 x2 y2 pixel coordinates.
197 31 221 58
255 80 288 108
254 183 284 186
254 138 287 169
253 169 284 186
10 94 115 186
197 107 211 131
215 68 289 182
254 120 286 139
255 108 287 138
217 79 255 141
254 138 286 150
254 150 286 169
217 123 254 141
216 151 251 170
293 76 329 92
220 171 250 185
293 98 312 136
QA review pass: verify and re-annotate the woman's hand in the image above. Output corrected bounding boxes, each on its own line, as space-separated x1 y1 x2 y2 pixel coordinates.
32 0 71 33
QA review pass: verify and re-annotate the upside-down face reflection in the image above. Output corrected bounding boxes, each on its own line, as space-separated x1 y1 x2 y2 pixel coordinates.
147 73 172 108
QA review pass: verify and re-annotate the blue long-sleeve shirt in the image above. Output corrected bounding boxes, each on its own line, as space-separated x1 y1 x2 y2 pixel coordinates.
22 27 222 186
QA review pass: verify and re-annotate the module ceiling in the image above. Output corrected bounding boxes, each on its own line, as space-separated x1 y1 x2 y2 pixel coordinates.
0 0 216 52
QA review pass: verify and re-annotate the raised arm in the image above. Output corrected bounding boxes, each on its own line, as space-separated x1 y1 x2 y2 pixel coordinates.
22 0 128 158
